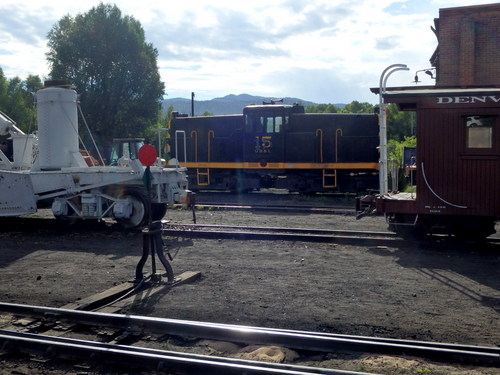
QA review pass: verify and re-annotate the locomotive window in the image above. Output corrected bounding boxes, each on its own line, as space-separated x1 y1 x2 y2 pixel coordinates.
262 117 273 133
245 115 261 133
245 113 286 133
275 116 284 132
259 116 285 133
466 115 494 149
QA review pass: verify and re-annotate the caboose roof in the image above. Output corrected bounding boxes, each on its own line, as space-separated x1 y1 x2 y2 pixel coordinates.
370 85 500 96
370 86 500 110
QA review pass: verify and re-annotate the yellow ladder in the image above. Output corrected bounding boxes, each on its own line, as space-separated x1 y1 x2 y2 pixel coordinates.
322 169 337 188
196 168 210 186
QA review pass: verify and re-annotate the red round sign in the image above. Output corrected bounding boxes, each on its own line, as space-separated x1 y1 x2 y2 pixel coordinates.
138 144 158 166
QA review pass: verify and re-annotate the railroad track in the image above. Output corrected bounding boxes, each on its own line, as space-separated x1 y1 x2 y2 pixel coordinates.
183 202 354 215
0 301 498 374
163 223 404 246
0 329 366 375
163 222 500 245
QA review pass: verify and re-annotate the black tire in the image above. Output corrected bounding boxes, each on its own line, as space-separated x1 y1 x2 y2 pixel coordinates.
116 188 150 229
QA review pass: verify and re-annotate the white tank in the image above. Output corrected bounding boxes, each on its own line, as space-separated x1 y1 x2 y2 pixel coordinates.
36 84 79 170
11 133 35 169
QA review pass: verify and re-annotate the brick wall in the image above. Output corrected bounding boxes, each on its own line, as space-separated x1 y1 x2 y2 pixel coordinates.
434 4 500 86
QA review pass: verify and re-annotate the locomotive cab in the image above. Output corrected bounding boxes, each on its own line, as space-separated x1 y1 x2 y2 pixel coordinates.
243 103 304 165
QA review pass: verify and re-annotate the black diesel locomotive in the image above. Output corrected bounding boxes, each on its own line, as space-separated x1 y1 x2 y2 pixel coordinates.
168 103 379 193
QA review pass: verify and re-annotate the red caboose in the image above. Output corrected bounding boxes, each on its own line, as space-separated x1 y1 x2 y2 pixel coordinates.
366 86 499 239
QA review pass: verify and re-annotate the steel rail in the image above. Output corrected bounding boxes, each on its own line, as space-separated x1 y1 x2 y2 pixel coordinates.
183 203 354 215
163 224 500 244
165 223 397 238
1 302 498 366
162 227 400 245
0 329 374 375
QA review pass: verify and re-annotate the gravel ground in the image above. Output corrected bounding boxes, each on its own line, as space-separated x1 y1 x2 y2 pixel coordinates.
0 203 498 374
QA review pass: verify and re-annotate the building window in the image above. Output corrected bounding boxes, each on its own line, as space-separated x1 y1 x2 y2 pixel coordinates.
466 115 494 148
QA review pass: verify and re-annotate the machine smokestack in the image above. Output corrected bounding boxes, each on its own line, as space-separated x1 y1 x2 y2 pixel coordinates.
35 84 79 170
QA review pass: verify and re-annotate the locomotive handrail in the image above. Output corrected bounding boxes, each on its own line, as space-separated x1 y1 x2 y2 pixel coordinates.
335 128 343 163
190 131 198 162
315 129 323 162
208 130 215 162
174 130 187 167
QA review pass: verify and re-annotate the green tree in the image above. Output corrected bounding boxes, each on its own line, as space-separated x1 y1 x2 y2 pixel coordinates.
46 3 165 150
24 75 44 97
388 136 417 167
339 101 374 114
0 68 42 133
386 103 415 141
166 105 175 122
388 135 417 191
0 68 8 114
305 101 374 114
305 103 340 113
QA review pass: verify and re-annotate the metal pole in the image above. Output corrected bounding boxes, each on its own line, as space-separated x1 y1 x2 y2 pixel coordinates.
191 92 195 117
154 128 167 167
378 64 409 195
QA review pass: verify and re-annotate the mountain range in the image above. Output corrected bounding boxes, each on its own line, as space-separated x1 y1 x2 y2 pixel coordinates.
163 94 344 116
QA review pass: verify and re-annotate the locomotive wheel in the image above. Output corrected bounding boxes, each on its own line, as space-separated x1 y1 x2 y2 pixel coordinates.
117 188 150 229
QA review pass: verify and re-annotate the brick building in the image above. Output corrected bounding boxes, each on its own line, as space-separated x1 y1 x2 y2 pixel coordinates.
431 3 500 86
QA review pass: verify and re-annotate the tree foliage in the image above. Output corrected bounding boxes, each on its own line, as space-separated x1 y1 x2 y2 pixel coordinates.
386 103 415 141
388 135 417 191
46 3 165 150
305 103 338 113
341 101 374 114
388 135 417 167
0 68 43 133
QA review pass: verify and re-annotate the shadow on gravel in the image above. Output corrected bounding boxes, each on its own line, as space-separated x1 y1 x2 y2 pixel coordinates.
0 216 128 234
0 216 144 266
368 240 500 313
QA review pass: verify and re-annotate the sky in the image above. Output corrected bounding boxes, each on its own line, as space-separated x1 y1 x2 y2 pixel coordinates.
0 0 493 104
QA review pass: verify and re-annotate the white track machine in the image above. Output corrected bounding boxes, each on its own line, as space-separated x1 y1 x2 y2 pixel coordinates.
0 82 189 228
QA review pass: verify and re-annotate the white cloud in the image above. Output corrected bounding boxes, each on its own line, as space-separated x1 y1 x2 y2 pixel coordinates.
0 0 484 104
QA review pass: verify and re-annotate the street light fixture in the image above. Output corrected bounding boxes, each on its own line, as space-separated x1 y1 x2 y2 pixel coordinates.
413 68 436 83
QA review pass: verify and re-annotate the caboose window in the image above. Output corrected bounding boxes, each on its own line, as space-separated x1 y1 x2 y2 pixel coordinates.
466 115 494 148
